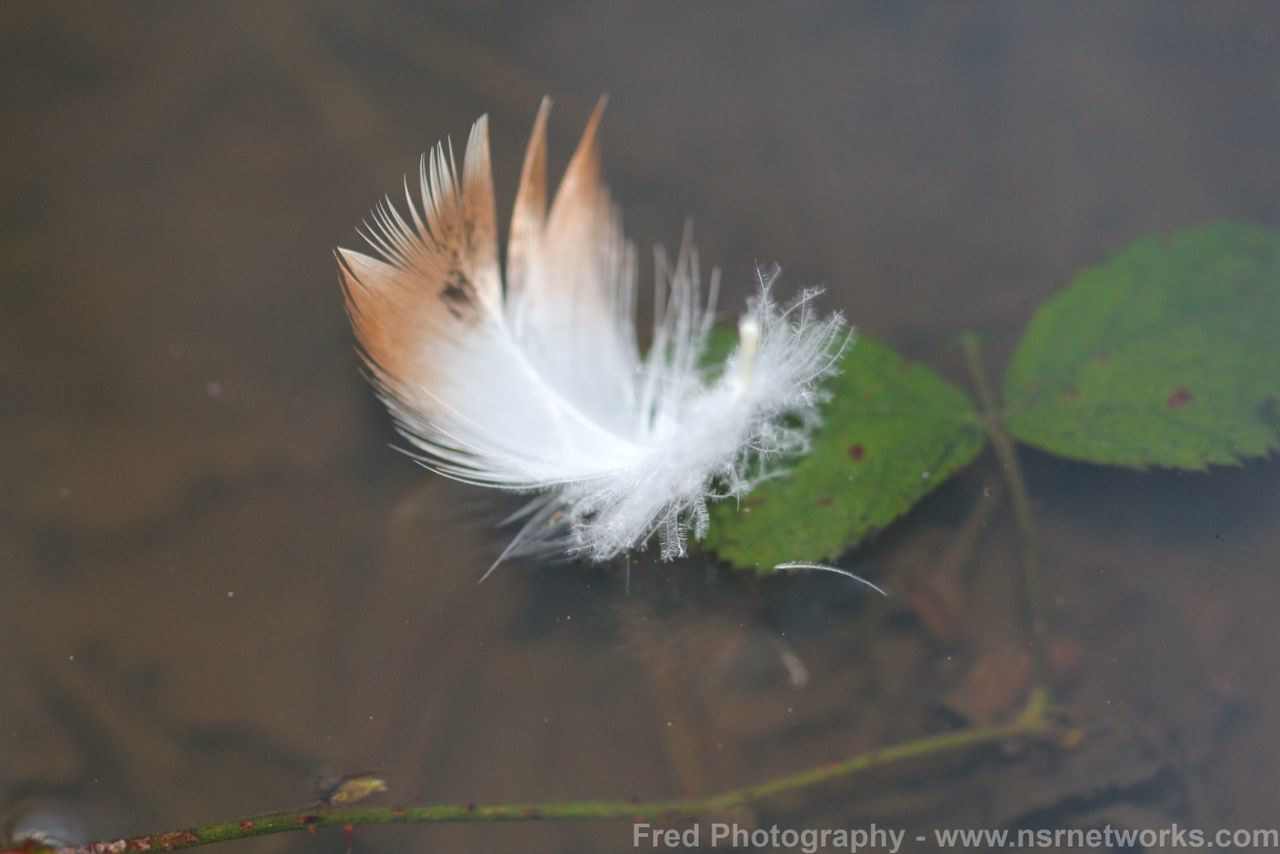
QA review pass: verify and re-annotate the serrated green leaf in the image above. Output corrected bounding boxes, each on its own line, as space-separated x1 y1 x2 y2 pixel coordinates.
1004 223 1280 469
704 336 985 570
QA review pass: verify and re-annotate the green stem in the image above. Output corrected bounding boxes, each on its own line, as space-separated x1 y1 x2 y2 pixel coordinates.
959 334 1050 698
13 709 1052 854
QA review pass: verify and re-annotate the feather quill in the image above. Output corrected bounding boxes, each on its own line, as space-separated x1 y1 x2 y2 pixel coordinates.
338 98 849 564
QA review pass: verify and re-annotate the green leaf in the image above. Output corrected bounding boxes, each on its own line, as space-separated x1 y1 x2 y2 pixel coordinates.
704 335 985 570
1004 223 1280 469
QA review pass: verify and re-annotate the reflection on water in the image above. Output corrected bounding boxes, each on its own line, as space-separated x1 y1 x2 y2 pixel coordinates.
3 3 1279 851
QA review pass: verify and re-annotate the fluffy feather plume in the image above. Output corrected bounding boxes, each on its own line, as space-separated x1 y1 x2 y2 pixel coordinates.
338 98 848 564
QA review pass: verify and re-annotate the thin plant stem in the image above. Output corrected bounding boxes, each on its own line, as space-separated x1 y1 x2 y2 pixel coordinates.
12 706 1052 854
959 333 1050 703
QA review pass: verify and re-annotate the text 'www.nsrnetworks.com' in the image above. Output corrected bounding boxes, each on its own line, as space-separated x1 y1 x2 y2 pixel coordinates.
633 822 1280 852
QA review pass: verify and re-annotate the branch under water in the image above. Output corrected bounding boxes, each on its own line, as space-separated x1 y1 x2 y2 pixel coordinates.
9 699 1054 854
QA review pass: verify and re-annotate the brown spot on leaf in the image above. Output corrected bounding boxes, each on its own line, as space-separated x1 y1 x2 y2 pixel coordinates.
1168 388 1193 409
814 495 833 507
848 443 865 460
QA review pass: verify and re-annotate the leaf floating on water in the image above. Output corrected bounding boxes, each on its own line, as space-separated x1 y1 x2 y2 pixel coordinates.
1004 223 1280 469
704 336 984 570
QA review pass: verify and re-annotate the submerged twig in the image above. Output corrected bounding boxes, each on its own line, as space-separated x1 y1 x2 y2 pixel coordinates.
8 700 1053 854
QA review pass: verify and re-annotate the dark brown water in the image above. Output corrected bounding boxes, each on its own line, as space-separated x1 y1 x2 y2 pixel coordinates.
3 3 1279 852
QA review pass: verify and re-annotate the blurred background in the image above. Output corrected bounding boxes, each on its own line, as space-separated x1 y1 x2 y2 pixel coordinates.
2 2 1279 851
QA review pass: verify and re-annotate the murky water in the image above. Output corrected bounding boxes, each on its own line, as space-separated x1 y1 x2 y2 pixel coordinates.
3 4 1279 852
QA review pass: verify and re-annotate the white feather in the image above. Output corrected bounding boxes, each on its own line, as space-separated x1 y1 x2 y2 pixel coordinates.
338 98 850 564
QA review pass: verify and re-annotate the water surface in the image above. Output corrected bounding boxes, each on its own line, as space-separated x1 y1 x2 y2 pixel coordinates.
3 3 1279 851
